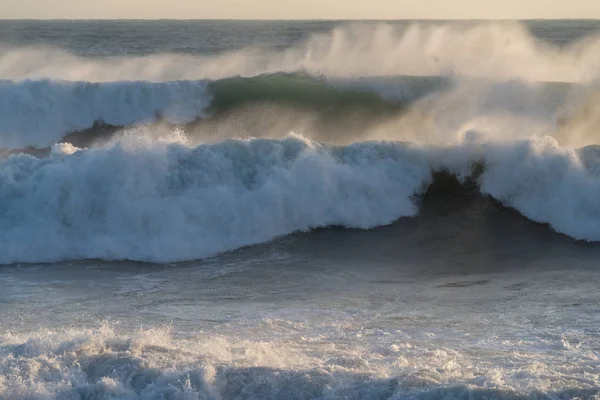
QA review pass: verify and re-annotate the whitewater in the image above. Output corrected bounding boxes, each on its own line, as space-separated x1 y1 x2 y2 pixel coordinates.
2 132 600 264
1 19 600 400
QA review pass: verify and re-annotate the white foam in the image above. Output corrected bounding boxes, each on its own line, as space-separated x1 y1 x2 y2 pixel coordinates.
0 79 211 149
0 322 597 399
478 136 600 241
0 133 431 264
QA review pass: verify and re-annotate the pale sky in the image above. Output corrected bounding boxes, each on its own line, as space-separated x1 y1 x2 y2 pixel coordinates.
1 0 599 20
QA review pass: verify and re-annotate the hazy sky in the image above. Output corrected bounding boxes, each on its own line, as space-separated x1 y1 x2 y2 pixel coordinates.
2 0 600 20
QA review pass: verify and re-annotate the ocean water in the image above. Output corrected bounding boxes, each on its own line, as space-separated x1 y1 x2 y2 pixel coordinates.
1 19 600 399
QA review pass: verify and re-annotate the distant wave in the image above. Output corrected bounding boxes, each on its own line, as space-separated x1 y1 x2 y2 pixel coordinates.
1 133 600 264
0 79 212 149
0 74 447 150
0 73 591 150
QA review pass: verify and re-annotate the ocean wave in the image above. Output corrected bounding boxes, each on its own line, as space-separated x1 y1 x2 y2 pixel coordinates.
1 132 600 264
208 73 412 114
0 74 435 150
0 79 212 149
1 73 596 151
480 137 600 241
0 134 431 264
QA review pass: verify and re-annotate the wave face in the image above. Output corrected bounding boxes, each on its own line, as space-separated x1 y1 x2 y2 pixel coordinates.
208 73 413 115
0 79 211 149
463 136 600 242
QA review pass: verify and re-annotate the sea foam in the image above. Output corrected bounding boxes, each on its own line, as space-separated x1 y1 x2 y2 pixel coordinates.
1 322 598 399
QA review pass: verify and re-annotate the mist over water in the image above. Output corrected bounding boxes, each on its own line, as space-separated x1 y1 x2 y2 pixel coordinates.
1 20 600 399
1 21 600 82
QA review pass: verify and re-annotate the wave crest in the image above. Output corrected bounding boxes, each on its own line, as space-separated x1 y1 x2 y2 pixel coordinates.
2 131 600 264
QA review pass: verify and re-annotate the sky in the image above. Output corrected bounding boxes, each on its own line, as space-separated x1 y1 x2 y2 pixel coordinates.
1 0 600 20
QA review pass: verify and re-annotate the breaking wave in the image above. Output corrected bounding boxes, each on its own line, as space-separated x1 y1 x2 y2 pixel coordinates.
0 73 452 150
0 134 431 264
0 72 597 151
1 132 600 264
0 79 212 149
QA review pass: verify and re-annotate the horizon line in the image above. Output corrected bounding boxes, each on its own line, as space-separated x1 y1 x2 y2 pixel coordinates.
1 17 600 21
